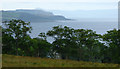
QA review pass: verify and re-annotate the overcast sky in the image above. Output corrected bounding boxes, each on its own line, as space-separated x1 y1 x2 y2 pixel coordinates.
1 0 119 11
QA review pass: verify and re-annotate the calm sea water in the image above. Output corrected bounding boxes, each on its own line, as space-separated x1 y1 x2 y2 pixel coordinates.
30 20 117 37
30 19 118 42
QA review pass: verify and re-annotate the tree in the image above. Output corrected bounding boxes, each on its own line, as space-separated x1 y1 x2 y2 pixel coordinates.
2 19 32 55
2 19 119 64
47 26 103 62
102 29 120 63
73 29 103 62
32 38 52 58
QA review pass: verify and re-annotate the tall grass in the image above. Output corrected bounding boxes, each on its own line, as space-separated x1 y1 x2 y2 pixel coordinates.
2 54 120 67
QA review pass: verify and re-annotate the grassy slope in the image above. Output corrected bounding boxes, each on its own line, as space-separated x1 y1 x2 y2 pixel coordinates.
2 54 120 67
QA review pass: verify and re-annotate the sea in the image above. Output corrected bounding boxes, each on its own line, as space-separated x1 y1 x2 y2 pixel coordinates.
30 19 118 42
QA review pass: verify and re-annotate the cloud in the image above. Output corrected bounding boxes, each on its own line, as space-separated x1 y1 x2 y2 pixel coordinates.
1 0 118 10
2 0 119 3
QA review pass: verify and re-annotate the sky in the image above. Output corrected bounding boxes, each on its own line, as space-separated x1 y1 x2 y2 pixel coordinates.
1 0 119 11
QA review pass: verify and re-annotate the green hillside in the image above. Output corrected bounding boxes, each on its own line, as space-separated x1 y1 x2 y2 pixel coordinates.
2 54 120 67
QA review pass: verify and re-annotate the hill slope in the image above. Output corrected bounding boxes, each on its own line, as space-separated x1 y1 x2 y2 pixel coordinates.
2 54 120 67
1 9 70 22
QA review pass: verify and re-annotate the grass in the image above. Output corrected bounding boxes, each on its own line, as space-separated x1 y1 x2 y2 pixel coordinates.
2 54 120 67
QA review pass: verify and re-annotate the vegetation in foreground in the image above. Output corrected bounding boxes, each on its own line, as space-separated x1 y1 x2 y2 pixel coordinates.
2 54 120 67
2 19 120 65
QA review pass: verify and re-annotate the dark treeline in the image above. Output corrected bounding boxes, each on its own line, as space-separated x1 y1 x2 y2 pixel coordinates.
2 19 120 64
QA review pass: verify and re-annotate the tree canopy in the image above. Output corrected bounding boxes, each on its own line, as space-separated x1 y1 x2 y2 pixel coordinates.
2 19 120 64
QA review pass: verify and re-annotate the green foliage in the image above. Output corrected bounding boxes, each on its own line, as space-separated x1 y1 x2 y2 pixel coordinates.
2 20 120 64
2 19 52 58
2 19 32 55
47 26 104 62
102 29 120 63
